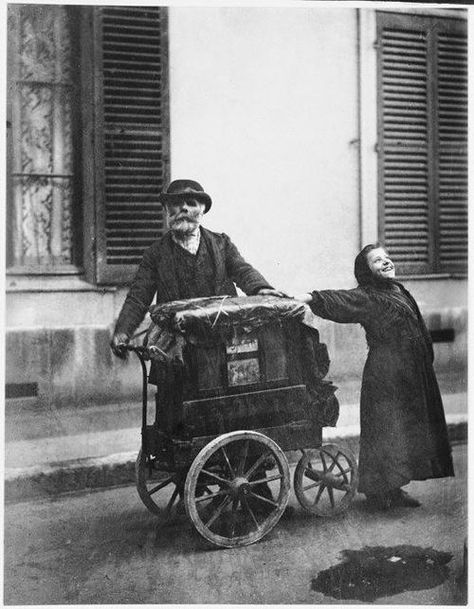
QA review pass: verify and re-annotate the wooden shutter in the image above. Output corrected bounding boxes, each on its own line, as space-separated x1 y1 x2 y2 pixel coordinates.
87 6 169 285
437 24 468 271
377 12 467 275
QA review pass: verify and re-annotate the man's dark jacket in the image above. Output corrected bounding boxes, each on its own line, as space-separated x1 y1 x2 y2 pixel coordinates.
114 227 272 338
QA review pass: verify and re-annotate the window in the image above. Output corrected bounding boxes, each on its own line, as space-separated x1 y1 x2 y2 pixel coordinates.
7 5 82 273
7 5 170 284
376 12 467 275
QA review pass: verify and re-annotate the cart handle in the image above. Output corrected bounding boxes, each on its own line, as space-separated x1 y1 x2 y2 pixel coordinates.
119 344 149 453
121 343 171 363
122 344 148 356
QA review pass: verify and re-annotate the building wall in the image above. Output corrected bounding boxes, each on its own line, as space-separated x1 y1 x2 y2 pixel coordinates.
5 7 467 410
168 7 360 292
167 5 467 389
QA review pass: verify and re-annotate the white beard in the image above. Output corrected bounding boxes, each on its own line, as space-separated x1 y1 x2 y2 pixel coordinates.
170 218 200 236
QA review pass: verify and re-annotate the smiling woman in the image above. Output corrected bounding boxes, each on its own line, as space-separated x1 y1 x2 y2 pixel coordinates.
294 242 454 510
366 247 395 280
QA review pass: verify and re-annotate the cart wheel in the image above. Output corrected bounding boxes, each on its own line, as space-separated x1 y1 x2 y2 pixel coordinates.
294 443 358 517
135 449 186 523
184 431 290 548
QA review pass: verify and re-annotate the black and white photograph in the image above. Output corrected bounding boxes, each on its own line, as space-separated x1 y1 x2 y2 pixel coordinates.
3 0 469 604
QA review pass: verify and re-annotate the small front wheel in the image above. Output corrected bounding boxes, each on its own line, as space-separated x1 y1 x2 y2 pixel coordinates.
136 449 186 524
184 431 291 548
294 443 358 517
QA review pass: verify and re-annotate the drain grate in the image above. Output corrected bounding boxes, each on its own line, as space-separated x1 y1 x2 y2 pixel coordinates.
5 382 38 399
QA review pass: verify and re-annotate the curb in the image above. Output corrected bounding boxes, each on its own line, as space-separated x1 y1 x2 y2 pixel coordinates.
5 418 467 504
5 452 137 504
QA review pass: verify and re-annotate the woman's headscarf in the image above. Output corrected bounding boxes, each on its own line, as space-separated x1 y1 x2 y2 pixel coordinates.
355 243 429 331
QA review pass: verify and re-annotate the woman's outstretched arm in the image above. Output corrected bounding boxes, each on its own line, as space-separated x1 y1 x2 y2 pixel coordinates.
294 289 372 324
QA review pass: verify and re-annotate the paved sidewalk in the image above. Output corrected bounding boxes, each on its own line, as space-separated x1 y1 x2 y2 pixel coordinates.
5 389 467 503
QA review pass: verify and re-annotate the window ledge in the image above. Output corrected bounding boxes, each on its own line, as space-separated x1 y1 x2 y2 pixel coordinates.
399 274 467 281
6 274 117 293
375 7 467 19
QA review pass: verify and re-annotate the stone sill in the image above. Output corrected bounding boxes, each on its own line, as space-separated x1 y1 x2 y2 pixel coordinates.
399 274 467 281
375 7 467 20
6 275 117 294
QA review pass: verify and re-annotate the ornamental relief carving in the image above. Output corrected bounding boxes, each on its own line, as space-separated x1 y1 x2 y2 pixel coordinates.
20 85 53 174
19 177 53 263
19 6 73 83
15 176 74 265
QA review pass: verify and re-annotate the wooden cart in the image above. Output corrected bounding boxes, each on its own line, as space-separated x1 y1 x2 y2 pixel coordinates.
127 296 358 548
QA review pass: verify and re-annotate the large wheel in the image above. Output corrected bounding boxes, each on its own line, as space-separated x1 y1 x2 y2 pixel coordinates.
135 449 186 523
184 431 291 548
294 443 358 517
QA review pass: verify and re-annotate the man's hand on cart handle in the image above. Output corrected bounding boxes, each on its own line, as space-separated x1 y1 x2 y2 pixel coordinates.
110 332 130 359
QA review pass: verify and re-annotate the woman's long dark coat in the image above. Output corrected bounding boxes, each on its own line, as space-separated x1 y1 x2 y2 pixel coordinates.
310 284 454 494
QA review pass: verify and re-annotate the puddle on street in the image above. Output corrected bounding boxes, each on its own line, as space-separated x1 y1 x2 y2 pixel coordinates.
311 545 452 602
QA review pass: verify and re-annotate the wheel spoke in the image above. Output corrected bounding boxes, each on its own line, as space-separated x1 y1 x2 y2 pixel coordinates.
204 495 232 528
195 489 228 503
327 484 335 508
237 440 249 476
248 472 283 486
166 486 180 514
248 490 278 507
262 472 283 483
335 462 352 492
244 451 272 480
334 467 350 487
221 447 236 478
242 496 261 530
147 476 174 496
320 452 328 472
335 466 352 477
303 480 322 492
200 468 231 486
303 467 324 483
230 498 240 538
196 484 213 495
313 482 326 505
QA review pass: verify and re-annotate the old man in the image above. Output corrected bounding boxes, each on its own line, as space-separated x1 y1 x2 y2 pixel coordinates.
110 178 284 356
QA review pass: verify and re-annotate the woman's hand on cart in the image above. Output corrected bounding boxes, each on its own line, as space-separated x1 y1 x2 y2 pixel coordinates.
292 293 313 304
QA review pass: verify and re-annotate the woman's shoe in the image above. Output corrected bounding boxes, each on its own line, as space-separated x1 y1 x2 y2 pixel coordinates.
365 492 391 511
389 488 421 508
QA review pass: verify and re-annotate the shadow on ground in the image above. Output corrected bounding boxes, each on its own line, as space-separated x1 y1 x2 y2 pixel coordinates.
311 545 453 602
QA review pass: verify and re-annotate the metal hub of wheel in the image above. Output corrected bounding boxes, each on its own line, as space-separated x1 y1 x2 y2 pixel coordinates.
294 443 358 517
228 476 251 498
184 431 291 548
